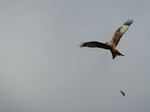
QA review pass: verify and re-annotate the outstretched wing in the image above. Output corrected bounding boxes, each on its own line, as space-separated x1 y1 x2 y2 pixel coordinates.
110 19 134 46
80 41 110 50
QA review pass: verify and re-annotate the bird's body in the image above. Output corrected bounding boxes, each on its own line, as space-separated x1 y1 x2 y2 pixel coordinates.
80 20 134 59
120 90 125 97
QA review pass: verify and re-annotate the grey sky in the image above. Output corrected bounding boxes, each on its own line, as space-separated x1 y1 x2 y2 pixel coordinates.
0 0 150 112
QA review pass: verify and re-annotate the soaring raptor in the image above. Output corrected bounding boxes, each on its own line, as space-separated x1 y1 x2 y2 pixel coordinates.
80 20 134 59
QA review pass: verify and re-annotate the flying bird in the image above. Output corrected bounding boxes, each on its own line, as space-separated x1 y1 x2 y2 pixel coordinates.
120 90 125 97
80 19 134 59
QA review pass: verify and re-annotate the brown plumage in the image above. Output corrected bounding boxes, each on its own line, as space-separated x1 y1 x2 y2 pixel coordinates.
80 19 134 59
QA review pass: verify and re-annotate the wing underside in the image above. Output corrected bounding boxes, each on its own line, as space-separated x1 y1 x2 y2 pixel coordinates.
80 41 110 50
111 19 134 46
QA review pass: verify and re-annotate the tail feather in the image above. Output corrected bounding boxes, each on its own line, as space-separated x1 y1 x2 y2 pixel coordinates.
112 50 124 59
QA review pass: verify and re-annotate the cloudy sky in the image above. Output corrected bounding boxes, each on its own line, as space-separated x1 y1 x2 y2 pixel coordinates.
0 0 150 112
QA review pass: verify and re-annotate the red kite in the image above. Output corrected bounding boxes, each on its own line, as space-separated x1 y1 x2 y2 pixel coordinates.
80 20 134 59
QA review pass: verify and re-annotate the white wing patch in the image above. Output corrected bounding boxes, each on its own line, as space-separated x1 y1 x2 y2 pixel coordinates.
119 25 129 35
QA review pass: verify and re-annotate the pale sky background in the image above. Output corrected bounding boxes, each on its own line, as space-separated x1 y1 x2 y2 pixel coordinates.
0 0 150 112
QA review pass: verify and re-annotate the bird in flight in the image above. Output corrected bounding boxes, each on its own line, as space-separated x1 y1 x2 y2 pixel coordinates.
80 20 134 59
120 90 125 97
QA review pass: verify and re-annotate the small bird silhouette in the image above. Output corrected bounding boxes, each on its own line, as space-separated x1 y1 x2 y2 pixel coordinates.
120 90 125 97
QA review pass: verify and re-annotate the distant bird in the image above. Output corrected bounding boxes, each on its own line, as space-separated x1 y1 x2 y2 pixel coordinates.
120 90 125 97
80 20 134 59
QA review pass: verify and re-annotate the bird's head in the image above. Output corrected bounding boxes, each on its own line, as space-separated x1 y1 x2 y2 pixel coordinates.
106 42 110 45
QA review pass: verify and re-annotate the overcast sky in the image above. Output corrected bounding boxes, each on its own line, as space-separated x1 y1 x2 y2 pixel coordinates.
0 0 150 112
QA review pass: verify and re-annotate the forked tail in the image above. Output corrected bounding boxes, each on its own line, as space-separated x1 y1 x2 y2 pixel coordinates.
112 50 124 59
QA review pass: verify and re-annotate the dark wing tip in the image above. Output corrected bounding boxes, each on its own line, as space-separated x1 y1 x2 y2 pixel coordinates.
124 19 134 25
79 42 86 48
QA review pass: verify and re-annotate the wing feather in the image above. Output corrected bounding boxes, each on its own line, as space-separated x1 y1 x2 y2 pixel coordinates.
111 19 134 46
124 19 134 25
80 41 110 50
